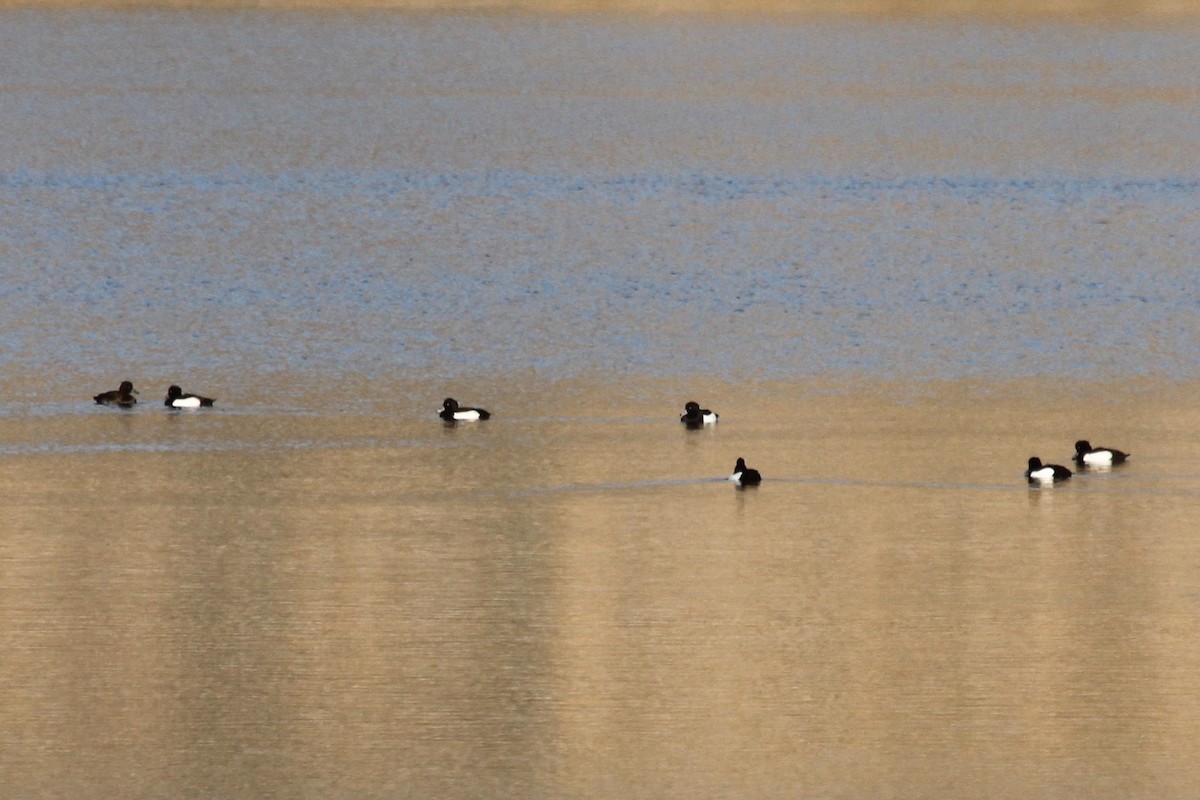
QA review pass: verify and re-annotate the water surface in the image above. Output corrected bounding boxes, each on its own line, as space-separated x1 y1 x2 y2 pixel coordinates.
2 9 1200 799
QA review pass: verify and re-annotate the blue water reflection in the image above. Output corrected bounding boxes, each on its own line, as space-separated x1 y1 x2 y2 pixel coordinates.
2 169 1196 381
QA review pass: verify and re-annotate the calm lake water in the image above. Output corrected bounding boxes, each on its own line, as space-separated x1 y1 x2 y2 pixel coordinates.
3 8 1200 799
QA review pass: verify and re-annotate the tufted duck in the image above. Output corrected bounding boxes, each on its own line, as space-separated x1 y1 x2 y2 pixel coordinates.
681 401 719 427
1073 440 1129 467
1026 457 1072 484
440 397 491 421
165 385 215 408
94 381 138 407
728 457 762 486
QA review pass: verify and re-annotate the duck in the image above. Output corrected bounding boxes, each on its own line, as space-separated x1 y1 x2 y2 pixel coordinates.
1026 457 1072 484
165 385 215 408
94 380 138 407
1073 440 1129 467
680 401 719 427
439 397 491 421
728 457 762 486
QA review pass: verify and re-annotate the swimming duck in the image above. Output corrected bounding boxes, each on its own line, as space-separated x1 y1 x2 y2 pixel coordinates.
1073 440 1129 467
680 401 719 427
440 397 491 421
1026 457 1072 484
165 385 215 408
728 457 762 486
94 380 138 407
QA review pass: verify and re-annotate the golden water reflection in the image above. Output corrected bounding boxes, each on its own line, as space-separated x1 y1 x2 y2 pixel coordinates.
4 380 1200 797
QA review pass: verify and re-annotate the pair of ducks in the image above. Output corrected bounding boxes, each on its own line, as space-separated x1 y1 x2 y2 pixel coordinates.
94 381 215 409
442 396 762 487
1025 441 1130 484
440 398 726 430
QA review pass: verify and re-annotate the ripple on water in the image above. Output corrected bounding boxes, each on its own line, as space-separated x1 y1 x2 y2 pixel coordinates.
2 171 1197 384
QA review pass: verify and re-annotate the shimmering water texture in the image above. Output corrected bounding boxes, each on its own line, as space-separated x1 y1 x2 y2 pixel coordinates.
5 170 1200 384
3 9 1200 800
1 13 1199 387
